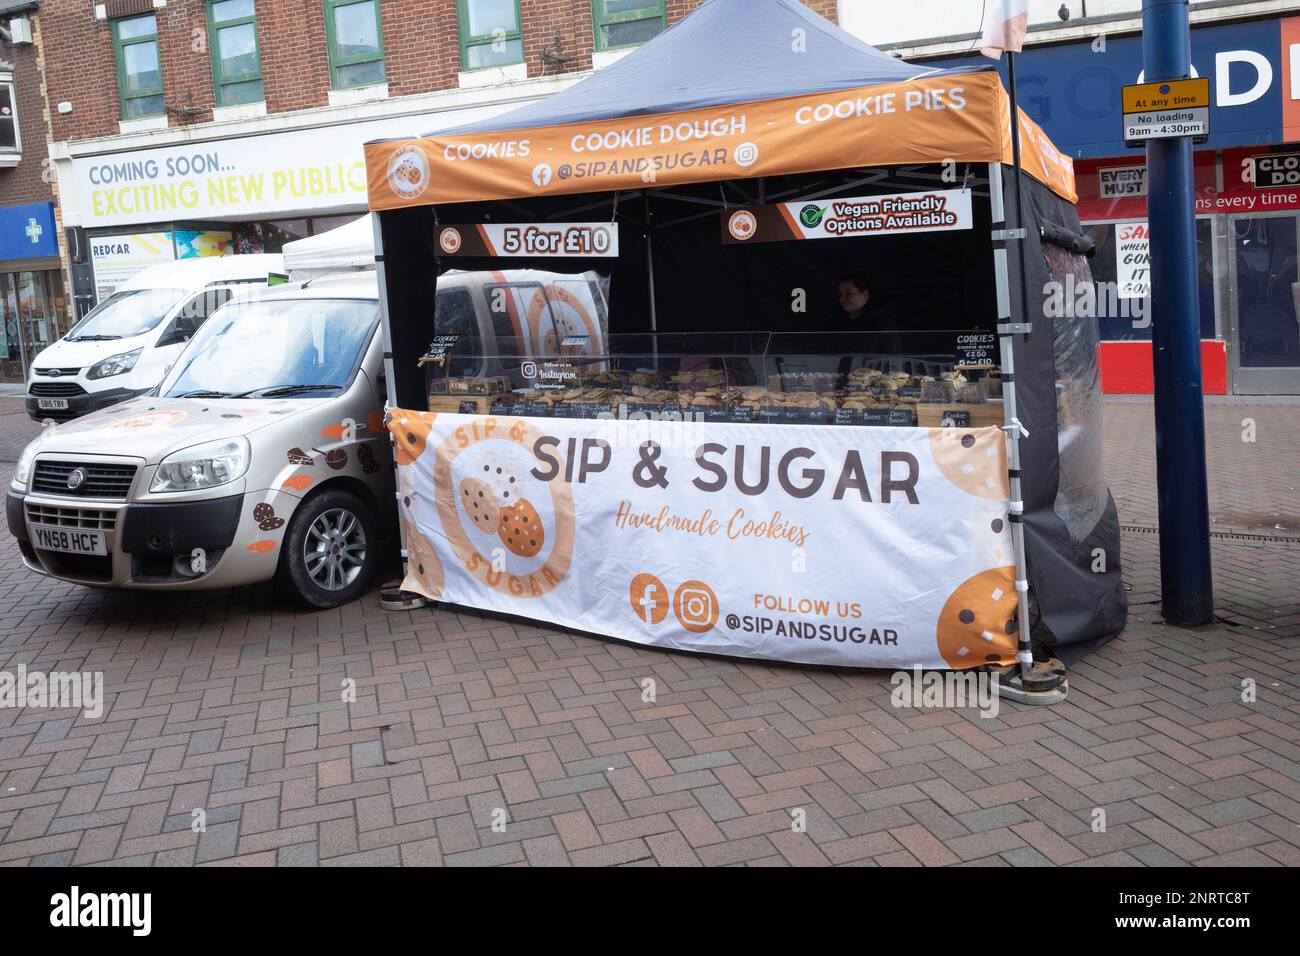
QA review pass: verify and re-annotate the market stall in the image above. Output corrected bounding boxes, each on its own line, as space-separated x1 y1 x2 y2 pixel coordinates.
361 0 1127 671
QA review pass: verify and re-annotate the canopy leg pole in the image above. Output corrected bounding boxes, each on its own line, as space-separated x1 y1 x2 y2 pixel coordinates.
372 212 427 612
987 164 1065 704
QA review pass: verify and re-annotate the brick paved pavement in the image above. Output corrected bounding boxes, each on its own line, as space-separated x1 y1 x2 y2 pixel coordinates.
0 397 1296 867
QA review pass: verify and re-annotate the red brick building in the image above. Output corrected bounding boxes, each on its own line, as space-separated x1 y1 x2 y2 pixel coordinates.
34 0 839 308
0 1 67 383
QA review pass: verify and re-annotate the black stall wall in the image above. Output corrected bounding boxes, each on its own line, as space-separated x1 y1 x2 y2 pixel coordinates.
648 206 997 338
1004 167 1128 655
379 206 440 411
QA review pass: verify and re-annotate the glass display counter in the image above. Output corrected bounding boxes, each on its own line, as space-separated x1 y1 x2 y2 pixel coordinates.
421 329 1003 427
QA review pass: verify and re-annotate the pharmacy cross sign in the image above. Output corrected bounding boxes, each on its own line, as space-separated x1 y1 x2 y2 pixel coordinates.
24 217 42 245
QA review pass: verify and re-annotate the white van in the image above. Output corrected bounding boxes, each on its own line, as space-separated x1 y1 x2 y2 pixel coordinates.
25 253 284 422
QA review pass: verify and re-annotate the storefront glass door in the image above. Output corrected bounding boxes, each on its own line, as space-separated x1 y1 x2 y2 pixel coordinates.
1227 213 1300 394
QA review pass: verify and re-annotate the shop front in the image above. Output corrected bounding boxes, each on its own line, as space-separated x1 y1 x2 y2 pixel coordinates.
0 201 68 383
54 100 523 305
931 12 1300 395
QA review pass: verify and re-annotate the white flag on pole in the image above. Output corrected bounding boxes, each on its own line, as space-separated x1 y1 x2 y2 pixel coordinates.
980 0 1031 59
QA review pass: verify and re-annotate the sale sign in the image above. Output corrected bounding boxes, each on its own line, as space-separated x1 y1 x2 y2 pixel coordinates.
389 412 1019 670
721 189 973 245
437 222 619 258
1115 221 1151 299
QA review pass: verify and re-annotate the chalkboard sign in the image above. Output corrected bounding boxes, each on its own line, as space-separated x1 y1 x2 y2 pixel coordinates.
955 332 998 366
862 408 892 426
508 402 530 417
888 408 916 427
729 405 755 423
805 408 833 426
690 405 729 423
897 386 923 399
490 399 512 416
551 402 577 419
833 408 861 426
523 401 552 418
940 410 972 428
458 401 478 414
758 406 784 424
577 402 608 419
423 334 460 362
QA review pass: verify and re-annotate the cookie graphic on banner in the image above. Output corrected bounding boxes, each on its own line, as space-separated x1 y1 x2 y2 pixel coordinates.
402 523 445 599
390 411 435 466
935 566 1018 669
433 417 574 598
927 427 1009 500
460 475 502 534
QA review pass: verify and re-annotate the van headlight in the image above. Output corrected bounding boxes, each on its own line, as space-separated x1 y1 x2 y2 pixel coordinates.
150 438 249 493
87 348 143 380
12 442 37 490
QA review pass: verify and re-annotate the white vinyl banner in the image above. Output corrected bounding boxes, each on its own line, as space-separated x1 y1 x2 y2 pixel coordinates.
391 412 1019 670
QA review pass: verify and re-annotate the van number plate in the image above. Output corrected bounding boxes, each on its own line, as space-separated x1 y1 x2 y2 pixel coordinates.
29 524 107 555
36 398 69 410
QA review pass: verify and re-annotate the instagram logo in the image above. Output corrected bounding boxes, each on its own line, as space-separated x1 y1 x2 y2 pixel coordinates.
629 573 669 625
673 580 718 633
521 360 538 379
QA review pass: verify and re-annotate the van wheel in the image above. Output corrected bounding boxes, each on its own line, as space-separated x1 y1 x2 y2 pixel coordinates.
278 489 379 609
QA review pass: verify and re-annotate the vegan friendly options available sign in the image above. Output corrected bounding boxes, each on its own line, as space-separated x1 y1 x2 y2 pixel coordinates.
390 412 1020 670
720 189 973 244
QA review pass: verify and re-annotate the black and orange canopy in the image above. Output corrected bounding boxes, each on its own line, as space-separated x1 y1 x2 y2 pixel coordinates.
364 0 1075 211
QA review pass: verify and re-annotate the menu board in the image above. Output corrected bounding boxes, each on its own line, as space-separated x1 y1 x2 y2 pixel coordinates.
955 332 998 366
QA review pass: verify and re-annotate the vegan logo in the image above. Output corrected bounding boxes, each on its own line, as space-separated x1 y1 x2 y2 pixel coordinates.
387 145 430 201
439 227 463 255
727 210 758 242
799 204 826 228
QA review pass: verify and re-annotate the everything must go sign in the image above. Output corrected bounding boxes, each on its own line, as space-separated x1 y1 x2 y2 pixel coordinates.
389 412 1020 670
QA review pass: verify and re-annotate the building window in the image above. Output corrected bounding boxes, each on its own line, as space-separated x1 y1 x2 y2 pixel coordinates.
591 0 666 51
207 0 264 106
325 0 386 89
0 72 18 155
113 14 165 119
458 0 524 70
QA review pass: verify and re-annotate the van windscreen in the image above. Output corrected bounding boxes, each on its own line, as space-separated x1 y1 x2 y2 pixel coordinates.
160 297 377 399
67 288 187 341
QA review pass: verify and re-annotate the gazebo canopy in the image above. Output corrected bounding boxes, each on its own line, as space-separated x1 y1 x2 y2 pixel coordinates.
364 0 1075 210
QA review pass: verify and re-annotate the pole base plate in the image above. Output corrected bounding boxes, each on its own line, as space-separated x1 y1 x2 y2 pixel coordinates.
379 581 427 612
992 659 1068 706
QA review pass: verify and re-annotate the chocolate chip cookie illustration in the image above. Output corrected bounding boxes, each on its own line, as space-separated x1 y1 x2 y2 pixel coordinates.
288 448 314 466
402 524 444 600
324 449 347 470
357 443 380 474
459 476 501 534
252 502 284 532
498 499 544 558
927 427 1008 500
389 412 434 466
935 566 1018 669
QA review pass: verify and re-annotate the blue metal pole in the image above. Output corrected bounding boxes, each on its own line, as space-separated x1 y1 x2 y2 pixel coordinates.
1142 0 1214 625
